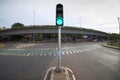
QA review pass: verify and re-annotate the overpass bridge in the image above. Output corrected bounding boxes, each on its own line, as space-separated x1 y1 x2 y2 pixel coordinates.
0 25 108 37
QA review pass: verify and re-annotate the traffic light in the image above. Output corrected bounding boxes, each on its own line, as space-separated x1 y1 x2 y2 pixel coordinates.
56 4 64 26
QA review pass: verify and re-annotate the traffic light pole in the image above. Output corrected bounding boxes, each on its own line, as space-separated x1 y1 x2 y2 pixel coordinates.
58 26 62 70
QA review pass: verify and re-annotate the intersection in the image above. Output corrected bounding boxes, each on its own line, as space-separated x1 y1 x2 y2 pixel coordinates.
0 42 120 80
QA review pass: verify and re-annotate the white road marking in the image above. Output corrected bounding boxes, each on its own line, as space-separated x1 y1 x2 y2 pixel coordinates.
72 51 76 53
43 54 46 56
22 54 26 56
53 54 56 56
48 53 52 56
78 50 82 52
46 48 49 50
66 51 69 55
62 52 65 55
76 51 79 53
18 54 22 56
69 51 73 54
26 54 30 56
39 54 42 56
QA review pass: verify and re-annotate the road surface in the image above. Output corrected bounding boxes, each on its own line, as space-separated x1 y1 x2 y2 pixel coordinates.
0 42 120 80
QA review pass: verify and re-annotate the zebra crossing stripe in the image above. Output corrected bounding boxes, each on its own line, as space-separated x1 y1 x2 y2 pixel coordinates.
56 48 58 49
39 54 42 56
66 51 69 55
46 48 49 50
48 53 52 56
53 54 56 56
43 54 46 56
72 51 76 53
78 50 82 52
30 54 33 56
69 51 73 54
62 52 65 55
18 54 22 56
76 51 79 53
22 54 26 56
26 54 30 56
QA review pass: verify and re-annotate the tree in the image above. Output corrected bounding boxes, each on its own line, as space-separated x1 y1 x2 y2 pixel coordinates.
11 23 24 29
109 33 119 41
3 26 6 29
108 33 120 45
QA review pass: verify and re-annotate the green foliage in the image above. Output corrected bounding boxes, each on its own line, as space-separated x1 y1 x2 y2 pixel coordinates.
35 34 43 41
108 33 120 47
109 33 120 41
11 23 24 29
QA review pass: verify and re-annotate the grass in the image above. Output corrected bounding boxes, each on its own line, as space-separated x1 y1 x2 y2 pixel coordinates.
108 42 120 47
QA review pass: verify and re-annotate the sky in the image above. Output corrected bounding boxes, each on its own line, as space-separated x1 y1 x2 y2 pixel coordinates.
0 0 120 33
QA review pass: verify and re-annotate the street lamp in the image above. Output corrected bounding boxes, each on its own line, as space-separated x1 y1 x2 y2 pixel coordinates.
78 16 83 27
118 17 120 34
33 11 36 26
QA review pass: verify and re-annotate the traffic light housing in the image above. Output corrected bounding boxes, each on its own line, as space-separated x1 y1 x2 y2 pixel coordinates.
56 4 64 26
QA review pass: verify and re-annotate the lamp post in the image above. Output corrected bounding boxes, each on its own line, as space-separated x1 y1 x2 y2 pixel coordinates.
33 11 36 26
118 17 120 34
78 16 83 27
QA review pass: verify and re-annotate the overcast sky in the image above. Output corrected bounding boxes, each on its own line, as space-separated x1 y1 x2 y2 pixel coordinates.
0 0 120 33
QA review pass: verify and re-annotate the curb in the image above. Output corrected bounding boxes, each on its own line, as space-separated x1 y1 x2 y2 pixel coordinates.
43 66 76 80
101 44 120 50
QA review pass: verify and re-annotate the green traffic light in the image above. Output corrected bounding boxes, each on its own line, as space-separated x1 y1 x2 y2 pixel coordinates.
56 17 63 25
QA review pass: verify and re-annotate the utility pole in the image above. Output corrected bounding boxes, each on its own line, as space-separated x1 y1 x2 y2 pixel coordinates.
118 17 120 34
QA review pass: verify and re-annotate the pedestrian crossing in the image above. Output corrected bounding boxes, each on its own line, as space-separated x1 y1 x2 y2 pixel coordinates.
0 45 101 57
0 48 82 57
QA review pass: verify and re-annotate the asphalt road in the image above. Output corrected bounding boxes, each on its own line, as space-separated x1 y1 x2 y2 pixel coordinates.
0 42 120 80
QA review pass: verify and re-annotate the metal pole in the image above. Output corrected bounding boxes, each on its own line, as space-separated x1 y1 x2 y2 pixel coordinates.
33 11 36 26
118 17 120 34
78 16 83 27
58 26 61 69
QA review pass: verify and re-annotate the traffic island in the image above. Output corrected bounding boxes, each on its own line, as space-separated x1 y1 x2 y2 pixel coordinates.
44 66 76 80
